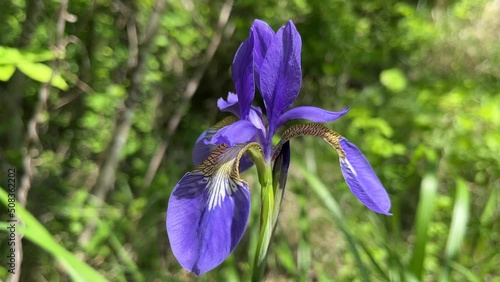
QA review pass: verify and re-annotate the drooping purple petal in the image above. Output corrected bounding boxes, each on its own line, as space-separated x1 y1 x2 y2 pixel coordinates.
217 92 240 117
205 120 259 147
259 20 302 129
232 32 255 119
338 138 392 215
166 172 250 275
251 19 275 88
276 106 350 129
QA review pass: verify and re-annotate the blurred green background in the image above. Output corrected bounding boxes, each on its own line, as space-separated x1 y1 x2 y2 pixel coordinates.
1 0 499 281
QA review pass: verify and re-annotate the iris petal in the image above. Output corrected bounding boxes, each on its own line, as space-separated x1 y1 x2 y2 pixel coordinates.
232 32 255 119
251 19 275 89
260 20 302 130
217 92 240 117
276 106 350 129
192 116 238 166
193 117 255 172
167 173 250 275
206 120 259 147
192 128 218 166
338 138 392 215
273 123 391 215
167 143 263 275
271 141 290 228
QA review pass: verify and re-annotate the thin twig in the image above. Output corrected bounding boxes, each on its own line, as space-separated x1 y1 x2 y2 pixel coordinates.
8 2 69 281
142 0 234 189
77 0 167 247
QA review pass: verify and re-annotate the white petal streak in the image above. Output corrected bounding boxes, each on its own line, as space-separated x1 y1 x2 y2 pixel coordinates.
195 144 251 211
205 162 243 210
340 157 358 177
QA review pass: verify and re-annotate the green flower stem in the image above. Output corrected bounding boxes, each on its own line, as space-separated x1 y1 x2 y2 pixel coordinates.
248 149 274 282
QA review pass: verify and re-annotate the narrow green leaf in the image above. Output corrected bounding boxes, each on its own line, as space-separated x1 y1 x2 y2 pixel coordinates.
295 160 370 282
17 62 69 90
409 173 438 280
440 178 471 281
252 167 275 282
297 193 311 280
445 178 470 259
0 65 16 81
449 262 482 282
21 49 59 62
109 234 144 282
357 240 390 281
0 221 26 232
275 238 297 274
480 185 496 224
0 46 58 64
0 46 22 64
0 188 108 282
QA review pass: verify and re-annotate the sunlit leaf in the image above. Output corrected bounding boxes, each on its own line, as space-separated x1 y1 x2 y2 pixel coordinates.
295 160 370 282
0 46 22 64
0 188 107 282
440 178 471 281
380 68 407 93
409 173 438 280
17 62 69 90
0 65 15 81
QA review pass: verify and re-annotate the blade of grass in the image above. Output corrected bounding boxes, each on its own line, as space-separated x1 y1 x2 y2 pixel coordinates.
274 236 297 274
479 185 496 224
0 187 108 282
408 173 438 280
109 234 144 282
295 161 370 282
297 195 311 281
440 178 470 281
357 239 390 281
449 262 482 282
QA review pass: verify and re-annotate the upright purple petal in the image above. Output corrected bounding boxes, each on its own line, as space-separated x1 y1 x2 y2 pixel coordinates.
193 116 239 166
338 138 392 215
217 92 240 117
166 172 250 275
193 126 254 172
276 106 350 129
259 20 302 129
232 32 255 119
248 107 266 140
251 19 275 88
206 120 259 147
217 92 263 119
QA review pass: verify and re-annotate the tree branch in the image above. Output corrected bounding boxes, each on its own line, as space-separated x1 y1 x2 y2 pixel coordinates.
142 0 234 189
7 1 68 281
78 0 167 247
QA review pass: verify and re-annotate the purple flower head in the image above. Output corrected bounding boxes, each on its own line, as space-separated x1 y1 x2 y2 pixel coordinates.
166 19 391 276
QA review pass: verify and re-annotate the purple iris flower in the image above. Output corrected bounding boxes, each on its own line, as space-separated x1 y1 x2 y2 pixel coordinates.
166 19 391 275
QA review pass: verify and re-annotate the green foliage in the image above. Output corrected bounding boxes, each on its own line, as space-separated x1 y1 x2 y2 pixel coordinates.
0 188 107 282
0 46 68 89
1 0 499 281
380 68 407 93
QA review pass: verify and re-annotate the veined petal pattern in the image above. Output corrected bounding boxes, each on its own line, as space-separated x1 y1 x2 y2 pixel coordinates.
167 143 263 275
